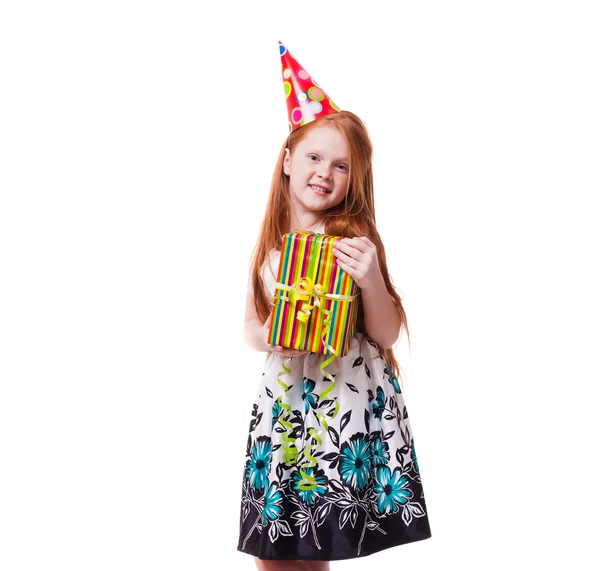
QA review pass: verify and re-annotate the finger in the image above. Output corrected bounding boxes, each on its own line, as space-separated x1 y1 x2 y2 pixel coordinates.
281 348 308 357
335 258 356 278
357 236 376 249
271 345 299 356
286 348 307 355
333 247 359 269
334 238 366 257
281 352 300 358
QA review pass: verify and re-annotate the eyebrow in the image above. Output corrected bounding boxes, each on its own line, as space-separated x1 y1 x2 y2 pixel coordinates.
307 149 349 162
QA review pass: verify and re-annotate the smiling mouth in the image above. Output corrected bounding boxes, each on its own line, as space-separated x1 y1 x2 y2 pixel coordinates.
310 185 332 194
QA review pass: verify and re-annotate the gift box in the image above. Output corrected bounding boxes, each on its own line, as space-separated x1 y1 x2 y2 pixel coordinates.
268 231 361 357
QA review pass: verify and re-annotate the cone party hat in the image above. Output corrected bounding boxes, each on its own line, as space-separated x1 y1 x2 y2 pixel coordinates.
279 41 340 134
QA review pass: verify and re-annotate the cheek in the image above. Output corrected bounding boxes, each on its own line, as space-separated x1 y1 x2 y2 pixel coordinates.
330 191 346 206
333 183 348 198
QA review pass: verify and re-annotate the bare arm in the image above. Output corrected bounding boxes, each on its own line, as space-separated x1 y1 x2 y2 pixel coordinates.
243 289 270 352
360 276 401 350
332 236 401 350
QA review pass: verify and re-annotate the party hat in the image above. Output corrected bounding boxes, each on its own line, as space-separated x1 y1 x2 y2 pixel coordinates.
278 41 340 134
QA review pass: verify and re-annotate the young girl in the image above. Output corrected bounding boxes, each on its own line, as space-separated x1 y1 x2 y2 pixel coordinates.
237 43 431 568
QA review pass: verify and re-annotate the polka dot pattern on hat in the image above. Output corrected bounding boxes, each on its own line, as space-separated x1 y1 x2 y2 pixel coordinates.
291 107 303 125
308 86 324 101
278 41 340 134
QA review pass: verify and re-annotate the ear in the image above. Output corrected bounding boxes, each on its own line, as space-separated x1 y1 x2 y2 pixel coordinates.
283 148 291 176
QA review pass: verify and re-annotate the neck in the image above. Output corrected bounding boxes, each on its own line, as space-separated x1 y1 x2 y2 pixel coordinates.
288 211 321 233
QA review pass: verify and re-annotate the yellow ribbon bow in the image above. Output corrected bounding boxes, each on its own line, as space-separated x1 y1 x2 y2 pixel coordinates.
276 276 357 330
287 276 327 324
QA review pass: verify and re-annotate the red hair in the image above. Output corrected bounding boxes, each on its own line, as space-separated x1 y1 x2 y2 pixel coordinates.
249 110 410 387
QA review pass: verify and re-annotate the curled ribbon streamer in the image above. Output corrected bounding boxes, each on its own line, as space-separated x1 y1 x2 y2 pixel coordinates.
273 274 358 488
296 291 344 489
275 357 297 466
297 353 340 490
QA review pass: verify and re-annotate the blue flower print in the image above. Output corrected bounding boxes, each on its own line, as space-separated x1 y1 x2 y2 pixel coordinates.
372 387 385 420
384 365 401 393
411 441 419 472
272 400 283 428
302 378 318 414
291 466 328 505
245 435 272 491
373 466 413 515
370 432 390 467
338 432 372 490
262 481 284 525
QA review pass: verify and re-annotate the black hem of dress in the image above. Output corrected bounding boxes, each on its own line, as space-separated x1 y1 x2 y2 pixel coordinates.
236 531 432 562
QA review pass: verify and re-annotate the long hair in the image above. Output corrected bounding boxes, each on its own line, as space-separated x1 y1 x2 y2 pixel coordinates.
249 110 410 388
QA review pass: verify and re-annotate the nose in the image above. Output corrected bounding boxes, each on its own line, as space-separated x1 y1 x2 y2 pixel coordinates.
318 163 332 180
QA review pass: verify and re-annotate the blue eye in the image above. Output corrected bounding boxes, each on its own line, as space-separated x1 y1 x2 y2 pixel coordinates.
309 154 348 171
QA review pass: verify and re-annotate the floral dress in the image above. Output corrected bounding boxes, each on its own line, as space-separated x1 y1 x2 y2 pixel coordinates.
238 228 432 561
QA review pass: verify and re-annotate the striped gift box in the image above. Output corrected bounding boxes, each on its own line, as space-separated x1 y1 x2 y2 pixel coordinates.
268 231 361 357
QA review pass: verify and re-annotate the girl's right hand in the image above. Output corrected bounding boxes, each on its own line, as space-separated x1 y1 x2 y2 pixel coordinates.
262 311 310 357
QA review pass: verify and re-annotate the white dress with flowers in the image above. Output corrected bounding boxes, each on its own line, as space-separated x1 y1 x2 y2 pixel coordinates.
237 224 432 561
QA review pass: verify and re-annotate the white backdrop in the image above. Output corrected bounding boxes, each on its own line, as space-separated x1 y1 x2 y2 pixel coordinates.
1 1 599 569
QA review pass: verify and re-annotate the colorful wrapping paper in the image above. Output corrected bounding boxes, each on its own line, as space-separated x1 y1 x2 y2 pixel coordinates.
268 231 360 357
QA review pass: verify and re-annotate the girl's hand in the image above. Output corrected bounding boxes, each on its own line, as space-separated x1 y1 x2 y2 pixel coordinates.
332 236 383 289
262 311 310 357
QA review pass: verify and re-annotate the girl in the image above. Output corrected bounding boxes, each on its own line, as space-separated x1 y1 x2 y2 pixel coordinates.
237 44 431 568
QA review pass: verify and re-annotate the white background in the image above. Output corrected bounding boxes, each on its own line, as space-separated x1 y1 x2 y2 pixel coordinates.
1 1 599 569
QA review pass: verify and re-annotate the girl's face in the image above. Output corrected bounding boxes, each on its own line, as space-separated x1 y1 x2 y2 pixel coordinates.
283 124 350 216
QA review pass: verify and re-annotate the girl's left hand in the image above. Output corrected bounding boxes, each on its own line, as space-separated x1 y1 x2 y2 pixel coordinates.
332 236 383 289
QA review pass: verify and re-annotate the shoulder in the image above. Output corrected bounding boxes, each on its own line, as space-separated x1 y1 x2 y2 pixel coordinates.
247 249 279 294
